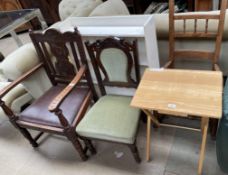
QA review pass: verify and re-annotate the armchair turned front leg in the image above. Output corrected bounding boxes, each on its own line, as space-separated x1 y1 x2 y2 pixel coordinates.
0 99 17 121
0 99 38 147
52 108 89 161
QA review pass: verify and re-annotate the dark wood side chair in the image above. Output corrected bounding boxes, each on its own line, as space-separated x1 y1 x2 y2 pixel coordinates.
0 28 98 161
76 37 141 163
163 0 227 139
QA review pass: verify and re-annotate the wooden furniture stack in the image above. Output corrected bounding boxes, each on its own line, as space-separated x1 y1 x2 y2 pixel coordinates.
195 0 212 11
195 0 228 11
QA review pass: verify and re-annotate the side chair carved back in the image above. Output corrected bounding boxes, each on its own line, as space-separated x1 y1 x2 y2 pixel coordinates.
86 37 140 95
0 28 98 161
76 37 141 163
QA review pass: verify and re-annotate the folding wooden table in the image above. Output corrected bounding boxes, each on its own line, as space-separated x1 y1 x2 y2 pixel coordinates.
131 68 222 175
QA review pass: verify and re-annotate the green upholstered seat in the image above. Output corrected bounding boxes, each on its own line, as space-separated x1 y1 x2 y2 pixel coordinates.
76 95 140 144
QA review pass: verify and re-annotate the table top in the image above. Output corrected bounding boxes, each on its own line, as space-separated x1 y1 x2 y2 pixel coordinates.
131 68 223 118
0 9 36 30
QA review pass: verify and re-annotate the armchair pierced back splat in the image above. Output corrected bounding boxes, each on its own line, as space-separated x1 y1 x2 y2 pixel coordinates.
30 28 97 99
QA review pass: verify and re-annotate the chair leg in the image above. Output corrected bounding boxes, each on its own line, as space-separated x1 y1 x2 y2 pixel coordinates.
83 138 97 155
209 118 218 140
66 131 88 161
128 142 141 163
71 138 88 161
9 118 38 147
17 127 39 147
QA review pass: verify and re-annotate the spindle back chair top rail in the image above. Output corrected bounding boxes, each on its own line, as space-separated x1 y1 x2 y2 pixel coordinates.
170 0 227 38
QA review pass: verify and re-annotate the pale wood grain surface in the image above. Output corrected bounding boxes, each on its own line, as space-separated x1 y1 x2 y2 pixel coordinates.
131 69 222 118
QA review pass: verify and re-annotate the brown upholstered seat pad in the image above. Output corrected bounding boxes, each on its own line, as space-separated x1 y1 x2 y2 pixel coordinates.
19 85 90 127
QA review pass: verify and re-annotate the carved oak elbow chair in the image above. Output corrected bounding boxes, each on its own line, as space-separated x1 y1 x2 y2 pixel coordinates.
0 28 97 161
76 37 141 163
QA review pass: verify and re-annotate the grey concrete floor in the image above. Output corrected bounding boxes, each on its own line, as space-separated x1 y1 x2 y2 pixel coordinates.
0 116 227 175
0 33 227 175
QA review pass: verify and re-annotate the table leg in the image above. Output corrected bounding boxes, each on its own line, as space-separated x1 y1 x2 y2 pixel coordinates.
146 114 151 161
200 117 205 135
142 109 160 126
9 31 23 47
35 9 48 29
198 118 209 175
142 109 160 161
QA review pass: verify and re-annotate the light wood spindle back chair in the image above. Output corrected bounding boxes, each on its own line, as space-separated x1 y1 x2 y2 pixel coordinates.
164 0 227 71
163 0 227 138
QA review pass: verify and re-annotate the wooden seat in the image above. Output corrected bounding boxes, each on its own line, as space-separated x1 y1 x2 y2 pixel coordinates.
0 28 98 161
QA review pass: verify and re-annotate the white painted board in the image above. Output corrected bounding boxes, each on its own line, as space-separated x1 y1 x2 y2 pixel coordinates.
56 15 160 68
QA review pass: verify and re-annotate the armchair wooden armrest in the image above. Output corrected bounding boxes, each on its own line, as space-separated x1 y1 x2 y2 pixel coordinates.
0 63 43 99
48 65 86 112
